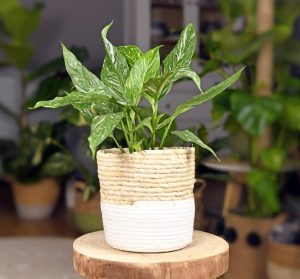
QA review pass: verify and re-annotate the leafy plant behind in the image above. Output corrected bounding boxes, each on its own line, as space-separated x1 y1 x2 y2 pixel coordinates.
34 22 243 158
200 0 300 217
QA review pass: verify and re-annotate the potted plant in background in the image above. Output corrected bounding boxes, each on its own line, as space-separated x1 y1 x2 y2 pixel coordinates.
200 0 300 278
34 21 243 252
0 0 89 219
1 121 75 219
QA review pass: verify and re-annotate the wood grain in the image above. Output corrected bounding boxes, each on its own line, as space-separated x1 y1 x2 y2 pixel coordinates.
73 231 229 279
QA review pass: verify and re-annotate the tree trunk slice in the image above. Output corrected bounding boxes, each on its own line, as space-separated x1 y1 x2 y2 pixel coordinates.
73 231 229 279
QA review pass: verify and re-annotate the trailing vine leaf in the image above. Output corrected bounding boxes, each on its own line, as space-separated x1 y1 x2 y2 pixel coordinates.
163 23 196 72
171 130 219 160
88 112 124 157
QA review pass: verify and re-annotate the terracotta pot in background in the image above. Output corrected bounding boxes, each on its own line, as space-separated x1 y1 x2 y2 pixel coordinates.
74 180 103 234
11 178 60 219
267 237 300 279
224 212 286 279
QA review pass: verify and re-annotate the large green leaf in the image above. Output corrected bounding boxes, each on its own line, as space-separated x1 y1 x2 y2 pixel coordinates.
117 45 143 68
88 112 124 157
124 46 160 105
231 93 282 136
163 23 196 72
158 68 244 129
171 130 219 160
100 22 129 101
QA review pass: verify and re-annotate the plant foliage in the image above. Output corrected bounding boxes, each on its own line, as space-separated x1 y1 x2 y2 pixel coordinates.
34 22 243 157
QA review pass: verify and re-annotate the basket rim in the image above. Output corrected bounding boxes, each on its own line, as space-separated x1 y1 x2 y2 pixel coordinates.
97 147 195 156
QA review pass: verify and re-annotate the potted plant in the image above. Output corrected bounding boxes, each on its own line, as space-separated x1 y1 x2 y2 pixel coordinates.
34 22 243 252
1 121 75 218
200 0 300 278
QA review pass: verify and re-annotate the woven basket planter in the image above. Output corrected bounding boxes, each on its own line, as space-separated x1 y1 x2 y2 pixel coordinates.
97 147 195 252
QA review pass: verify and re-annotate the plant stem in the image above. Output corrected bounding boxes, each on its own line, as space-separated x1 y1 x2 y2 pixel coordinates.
111 134 125 153
121 120 131 152
160 119 173 148
150 103 158 149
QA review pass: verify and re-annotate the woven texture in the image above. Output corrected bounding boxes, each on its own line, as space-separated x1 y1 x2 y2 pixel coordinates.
97 147 195 204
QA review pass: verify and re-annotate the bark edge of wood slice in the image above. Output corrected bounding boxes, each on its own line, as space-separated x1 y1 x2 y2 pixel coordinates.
73 231 229 279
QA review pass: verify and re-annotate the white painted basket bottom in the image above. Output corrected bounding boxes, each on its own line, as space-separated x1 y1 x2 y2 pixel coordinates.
101 198 195 252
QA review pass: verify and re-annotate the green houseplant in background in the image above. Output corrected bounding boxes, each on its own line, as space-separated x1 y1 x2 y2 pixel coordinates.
200 0 300 278
34 21 243 252
0 0 77 219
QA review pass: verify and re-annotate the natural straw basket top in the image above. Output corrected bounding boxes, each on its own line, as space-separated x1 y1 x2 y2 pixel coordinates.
97 147 195 205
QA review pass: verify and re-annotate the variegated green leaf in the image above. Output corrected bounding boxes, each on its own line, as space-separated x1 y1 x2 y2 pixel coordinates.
88 112 124 157
100 22 129 101
163 23 196 73
171 130 219 160
117 45 143 68
158 68 244 129
62 44 106 95
144 67 201 101
33 91 109 110
124 46 160 105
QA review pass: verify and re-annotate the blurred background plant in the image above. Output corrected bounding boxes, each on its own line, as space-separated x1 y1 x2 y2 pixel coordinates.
0 0 92 183
200 0 300 217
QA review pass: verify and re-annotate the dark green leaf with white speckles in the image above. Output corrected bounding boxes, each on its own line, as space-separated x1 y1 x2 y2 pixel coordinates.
163 23 196 73
171 130 219 160
88 112 124 157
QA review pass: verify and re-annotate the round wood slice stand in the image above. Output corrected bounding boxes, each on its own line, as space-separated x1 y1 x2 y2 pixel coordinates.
73 231 229 279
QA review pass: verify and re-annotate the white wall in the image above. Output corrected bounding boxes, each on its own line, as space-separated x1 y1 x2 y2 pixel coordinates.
25 0 124 69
